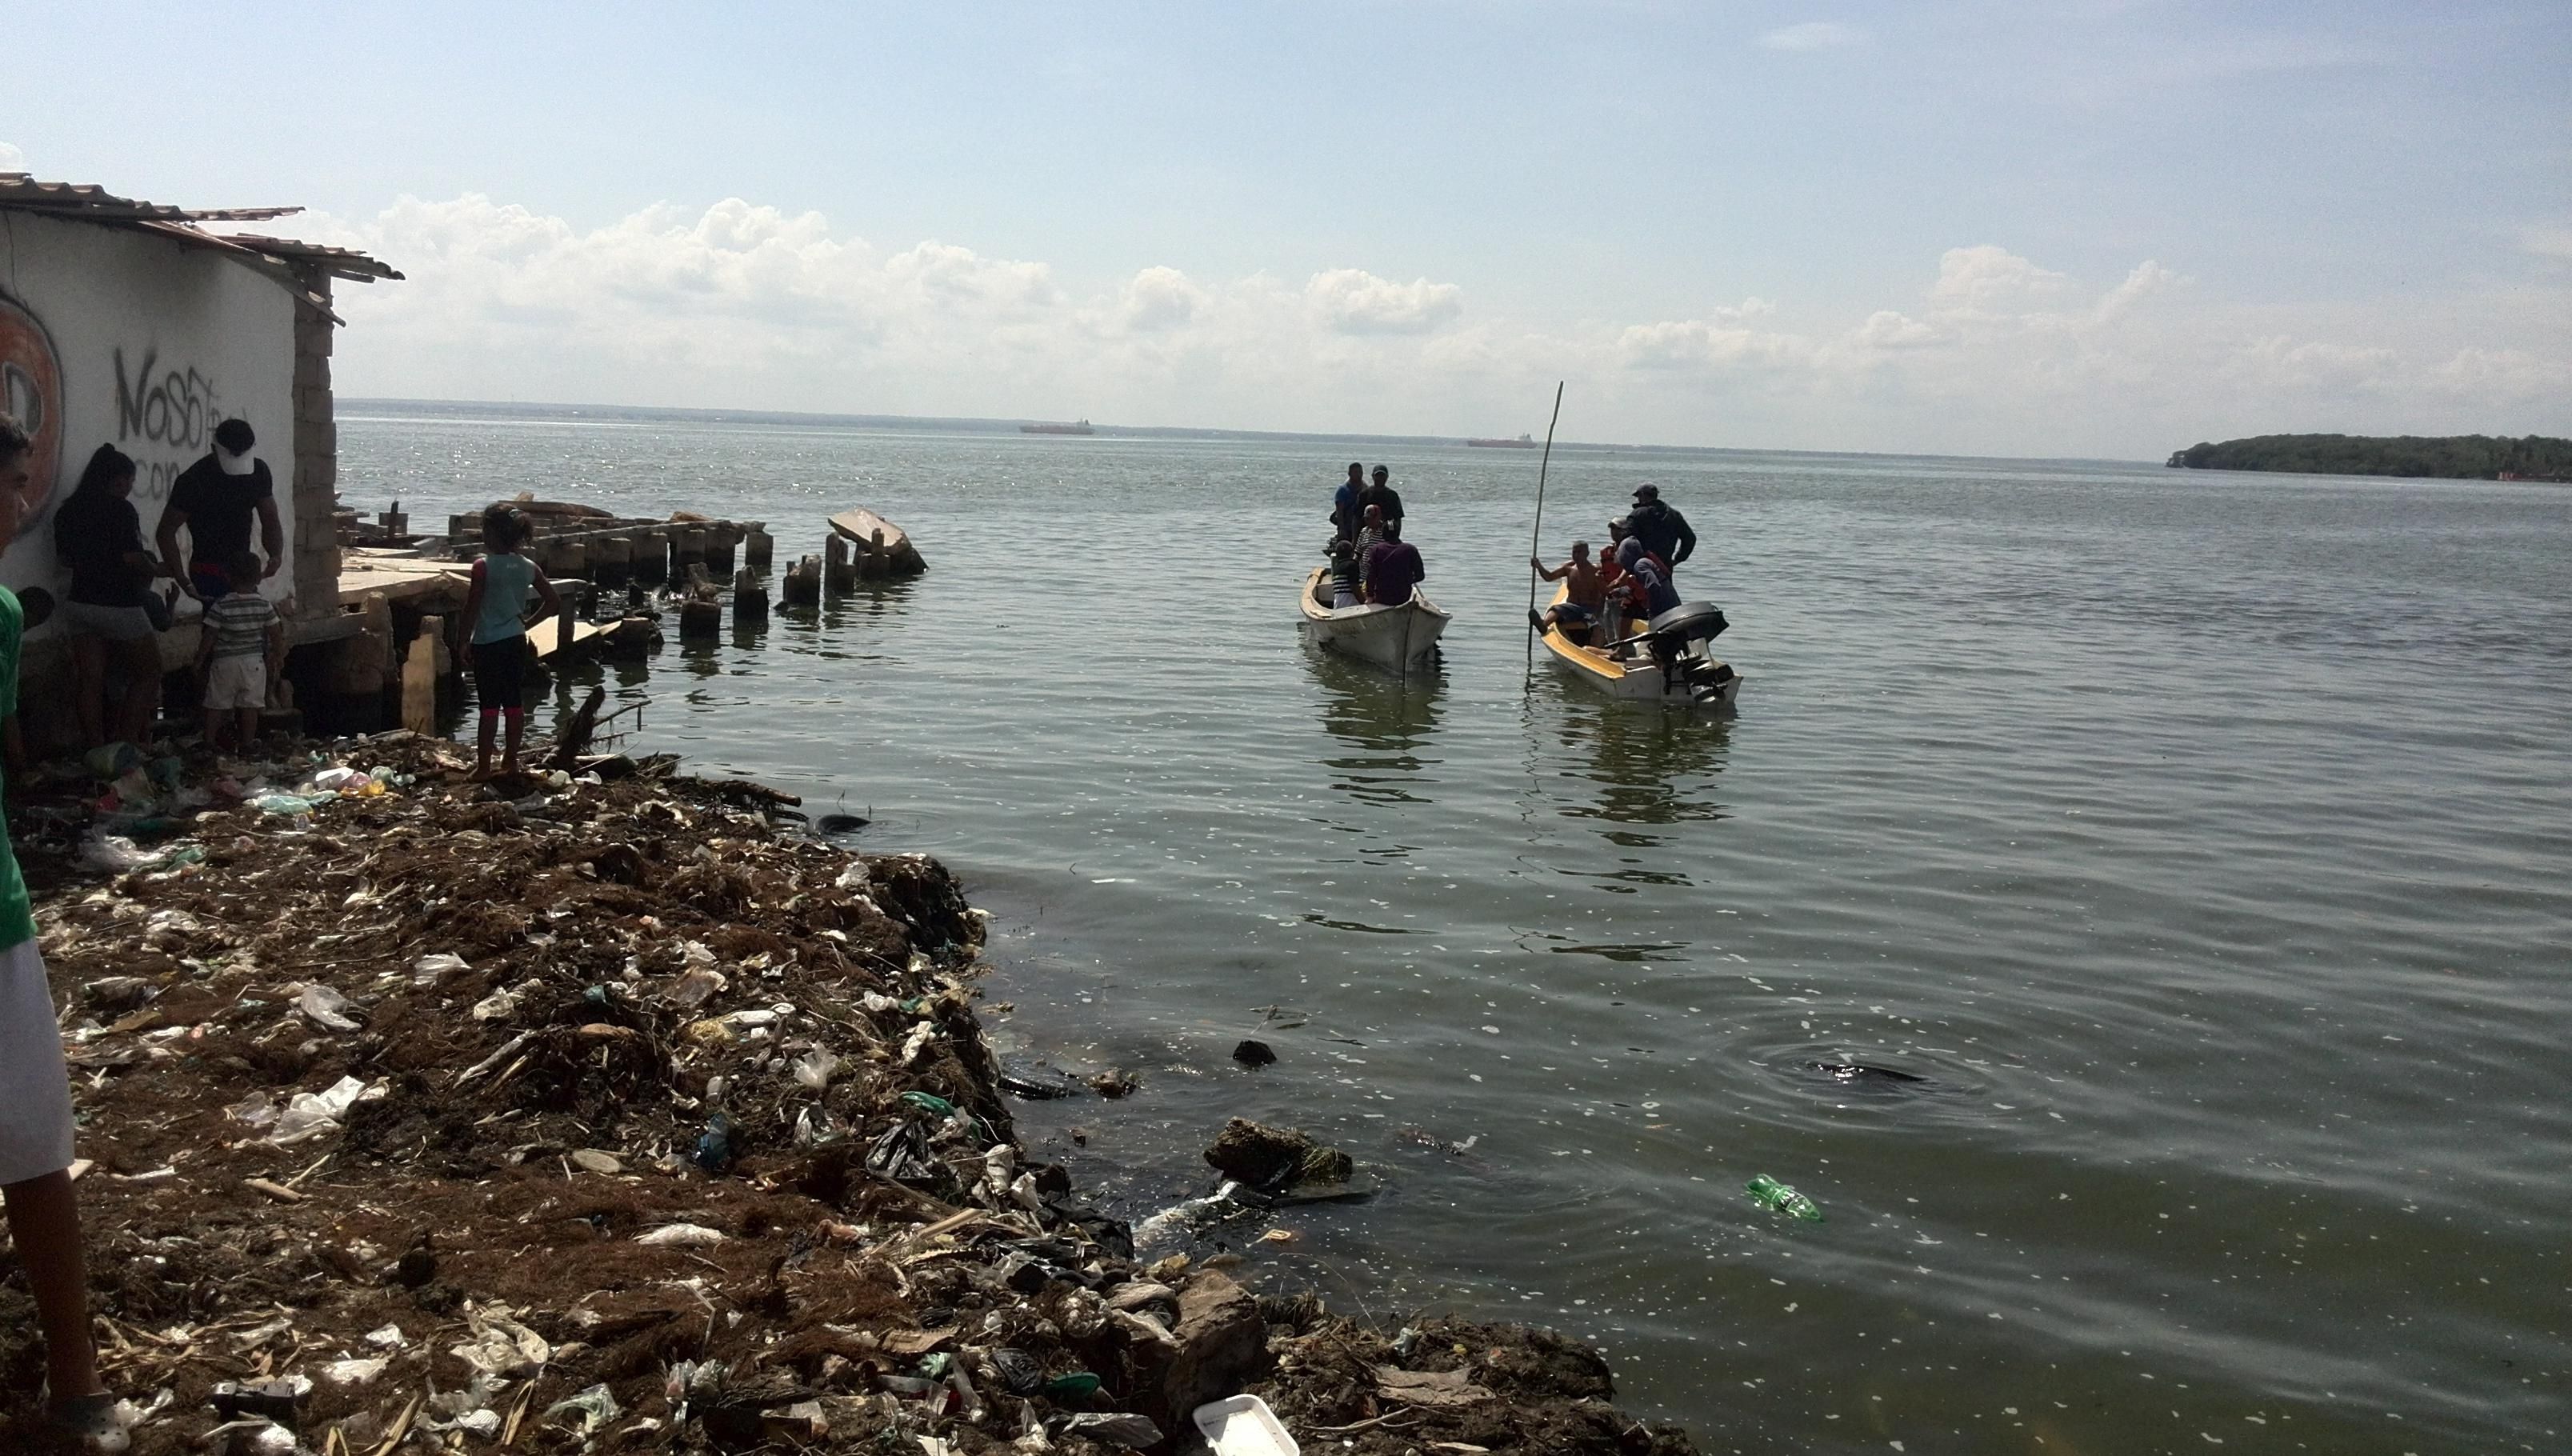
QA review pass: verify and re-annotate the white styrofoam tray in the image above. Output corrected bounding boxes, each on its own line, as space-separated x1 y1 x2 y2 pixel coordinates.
1193 1394 1300 1455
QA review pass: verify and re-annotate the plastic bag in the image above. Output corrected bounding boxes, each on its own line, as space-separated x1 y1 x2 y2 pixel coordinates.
413 953 470 985
666 965 726 1008
791 1048 842 1090
269 1076 374 1145
78 834 161 873
298 984 362 1033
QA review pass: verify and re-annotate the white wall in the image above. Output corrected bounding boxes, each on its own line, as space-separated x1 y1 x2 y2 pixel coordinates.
0 209 298 638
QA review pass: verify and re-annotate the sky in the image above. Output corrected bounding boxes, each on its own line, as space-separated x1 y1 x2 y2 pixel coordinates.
6 1 2568 458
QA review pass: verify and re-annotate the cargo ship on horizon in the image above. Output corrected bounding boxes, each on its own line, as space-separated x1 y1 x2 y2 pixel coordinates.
1020 418 1094 436
1465 433 1538 448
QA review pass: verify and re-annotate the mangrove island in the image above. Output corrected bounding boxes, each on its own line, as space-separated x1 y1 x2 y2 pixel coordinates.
2166 433 2572 481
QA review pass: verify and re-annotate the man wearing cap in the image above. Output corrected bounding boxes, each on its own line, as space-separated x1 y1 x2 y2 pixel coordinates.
1623 484 1695 577
156 418 284 601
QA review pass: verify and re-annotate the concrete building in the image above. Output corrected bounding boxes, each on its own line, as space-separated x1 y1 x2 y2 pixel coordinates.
0 173 398 741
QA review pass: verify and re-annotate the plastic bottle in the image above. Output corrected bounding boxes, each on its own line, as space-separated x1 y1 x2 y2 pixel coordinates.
693 1113 734 1172
899 1090 957 1119
1745 1174 1823 1222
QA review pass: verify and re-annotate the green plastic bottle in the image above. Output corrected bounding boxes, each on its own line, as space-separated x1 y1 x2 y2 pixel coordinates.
1746 1174 1823 1222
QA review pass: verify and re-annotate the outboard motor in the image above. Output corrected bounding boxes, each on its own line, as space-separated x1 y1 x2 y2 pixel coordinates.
1639 601 1735 702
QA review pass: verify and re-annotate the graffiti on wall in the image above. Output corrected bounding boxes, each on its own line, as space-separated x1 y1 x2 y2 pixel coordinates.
0 295 238 514
0 293 66 515
112 346 230 501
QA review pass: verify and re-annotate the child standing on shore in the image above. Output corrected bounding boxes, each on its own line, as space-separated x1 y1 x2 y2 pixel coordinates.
0 415 123 1450
459 506 564 778
194 549 282 750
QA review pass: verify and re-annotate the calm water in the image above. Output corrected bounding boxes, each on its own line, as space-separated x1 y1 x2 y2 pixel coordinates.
345 406 2570 1454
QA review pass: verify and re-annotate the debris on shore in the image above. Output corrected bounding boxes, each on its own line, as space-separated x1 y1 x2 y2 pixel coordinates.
1 734 1700 1455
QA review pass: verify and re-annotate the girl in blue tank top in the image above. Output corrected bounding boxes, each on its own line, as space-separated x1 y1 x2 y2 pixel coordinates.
459 506 564 778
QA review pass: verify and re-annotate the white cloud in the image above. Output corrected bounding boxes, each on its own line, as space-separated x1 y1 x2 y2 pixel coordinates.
1930 245 2070 311
1617 318 1806 370
2522 223 2572 261
1119 266 1208 332
2428 346 2572 400
0 141 23 171
1760 22 1866 51
2224 335 2397 391
1305 269 1463 334
226 195 2571 455
2092 260 2182 323
1852 310 1938 349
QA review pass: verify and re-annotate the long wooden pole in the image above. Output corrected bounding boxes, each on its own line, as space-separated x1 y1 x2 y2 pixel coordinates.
1524 381 1567 670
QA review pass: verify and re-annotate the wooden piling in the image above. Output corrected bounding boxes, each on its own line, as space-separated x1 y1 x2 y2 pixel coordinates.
592 534 632 587
733 567 768 620
633 529 669 586
401 616 442 735
743 524 772 569
824 535 854 593
782 554 822 607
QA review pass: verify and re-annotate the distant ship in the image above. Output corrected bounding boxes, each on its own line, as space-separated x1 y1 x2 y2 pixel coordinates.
1021 419 1094 435
1465 433 1537 448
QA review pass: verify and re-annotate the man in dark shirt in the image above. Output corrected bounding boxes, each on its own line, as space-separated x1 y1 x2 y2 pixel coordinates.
1364 532 1426 606
1332 462 1363 538
1625 483 1695 573
1357 465 1404 538
156 418 284 599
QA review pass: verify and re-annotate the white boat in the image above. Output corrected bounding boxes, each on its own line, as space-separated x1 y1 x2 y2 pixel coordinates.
1538 582 1742 708
1298 567 1450 674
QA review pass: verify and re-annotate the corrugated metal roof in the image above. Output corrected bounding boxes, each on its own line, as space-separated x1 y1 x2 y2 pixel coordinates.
0 172 397 282
212 234 404 282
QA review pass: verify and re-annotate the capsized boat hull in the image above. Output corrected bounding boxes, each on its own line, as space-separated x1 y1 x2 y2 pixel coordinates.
1298 567 1450 673
1538 583 1742 709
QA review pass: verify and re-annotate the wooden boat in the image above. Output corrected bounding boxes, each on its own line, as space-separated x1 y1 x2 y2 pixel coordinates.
828 508 926 577
1298 567 1450 674
1538 582 1742 708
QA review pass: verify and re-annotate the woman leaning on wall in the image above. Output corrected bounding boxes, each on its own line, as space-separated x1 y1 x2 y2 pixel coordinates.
50 445 167 749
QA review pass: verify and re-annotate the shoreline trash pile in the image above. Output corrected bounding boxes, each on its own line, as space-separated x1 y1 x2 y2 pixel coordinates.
1 732 1700 1454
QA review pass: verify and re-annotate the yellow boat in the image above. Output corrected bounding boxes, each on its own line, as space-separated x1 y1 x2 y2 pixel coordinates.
1537 582 1742 709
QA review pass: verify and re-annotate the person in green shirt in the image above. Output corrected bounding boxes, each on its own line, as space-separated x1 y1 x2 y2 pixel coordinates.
0 414 122 1450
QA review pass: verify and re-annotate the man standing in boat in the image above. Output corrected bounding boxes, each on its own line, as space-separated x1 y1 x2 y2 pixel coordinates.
1332 462 1364 538
1625 484 1694 578
1357 465 1403 539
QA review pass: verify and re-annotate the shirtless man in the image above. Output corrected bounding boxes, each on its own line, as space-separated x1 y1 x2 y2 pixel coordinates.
1529 540 1605 642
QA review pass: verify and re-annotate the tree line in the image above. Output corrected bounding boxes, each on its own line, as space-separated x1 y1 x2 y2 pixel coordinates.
2166 434 2572 481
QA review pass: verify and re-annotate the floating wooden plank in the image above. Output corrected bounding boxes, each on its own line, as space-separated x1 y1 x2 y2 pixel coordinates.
827 508 927 576
526 613 604 660
337 550 470 606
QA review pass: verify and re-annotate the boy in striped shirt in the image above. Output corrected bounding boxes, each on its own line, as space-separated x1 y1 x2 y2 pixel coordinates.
194 549 282 749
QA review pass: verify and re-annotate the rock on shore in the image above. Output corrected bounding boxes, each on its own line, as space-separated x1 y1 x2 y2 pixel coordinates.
0 734 1699 1454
